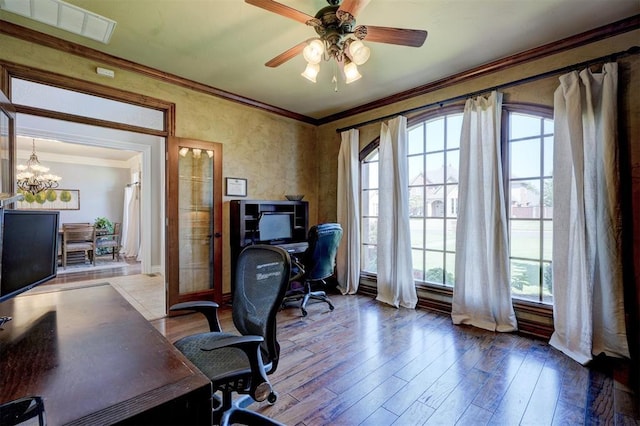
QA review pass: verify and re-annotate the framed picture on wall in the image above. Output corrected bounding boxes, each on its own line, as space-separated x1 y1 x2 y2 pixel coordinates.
16 189 80 210
225 177 247 197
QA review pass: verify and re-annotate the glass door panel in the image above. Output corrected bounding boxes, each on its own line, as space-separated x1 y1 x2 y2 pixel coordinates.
178 147 213 294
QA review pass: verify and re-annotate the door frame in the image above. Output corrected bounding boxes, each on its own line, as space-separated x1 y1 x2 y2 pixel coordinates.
1 61 173 277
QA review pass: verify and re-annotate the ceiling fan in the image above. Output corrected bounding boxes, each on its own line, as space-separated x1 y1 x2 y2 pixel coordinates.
245 0 428 85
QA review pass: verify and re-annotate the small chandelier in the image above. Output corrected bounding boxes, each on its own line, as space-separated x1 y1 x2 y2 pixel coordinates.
16 139 61 195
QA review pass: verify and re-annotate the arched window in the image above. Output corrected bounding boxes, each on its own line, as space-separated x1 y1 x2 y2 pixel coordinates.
359 104 554 303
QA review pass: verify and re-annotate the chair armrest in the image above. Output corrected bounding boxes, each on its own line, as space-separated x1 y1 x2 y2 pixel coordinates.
169 301 222 332
201 335 272 402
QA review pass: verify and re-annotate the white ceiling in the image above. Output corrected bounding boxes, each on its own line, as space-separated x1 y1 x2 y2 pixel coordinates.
1 0 638 121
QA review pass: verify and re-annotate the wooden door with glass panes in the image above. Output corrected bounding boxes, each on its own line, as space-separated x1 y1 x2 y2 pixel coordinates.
166 137 222 309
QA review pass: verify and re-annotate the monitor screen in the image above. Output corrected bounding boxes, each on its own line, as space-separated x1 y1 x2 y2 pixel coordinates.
258 212 292 243
1 209 59 303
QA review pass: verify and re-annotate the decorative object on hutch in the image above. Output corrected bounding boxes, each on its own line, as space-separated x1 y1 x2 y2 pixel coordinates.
16 139 61 195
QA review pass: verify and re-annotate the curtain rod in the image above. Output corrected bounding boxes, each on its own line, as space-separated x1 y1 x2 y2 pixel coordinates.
336 46 640 133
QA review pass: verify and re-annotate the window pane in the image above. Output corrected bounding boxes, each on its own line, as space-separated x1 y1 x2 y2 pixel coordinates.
544 118 554 135
510 138 541 179
447 184 459 217
412 249 424 280
409 186 424 217
445 219 457 251
542 178 553 218
426 152 444 184
361 161 378 189
426 118 444 152
408 126 424 155
410 218 424 248
446 150 460 182
446 114 463 149
445 253 456 287
511 220 540 259
362 189 378 217
511 259 541 302
542 220 552 261
408 155 424 184
362 245 377 274
426 188 444 218
510 180 540 213
542 261 553 303
12 78 164 130
365 150 379 162
425 251 444 284
510 113 540 139
426 218 444 250
543 136 553 176
362 217 377 244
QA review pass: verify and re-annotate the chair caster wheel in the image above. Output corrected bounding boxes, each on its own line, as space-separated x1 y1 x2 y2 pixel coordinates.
267 391 278 405
301 308 307 317
329 304 335 311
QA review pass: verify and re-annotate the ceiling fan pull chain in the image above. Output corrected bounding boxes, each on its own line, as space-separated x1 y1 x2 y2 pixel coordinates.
332 61 339 92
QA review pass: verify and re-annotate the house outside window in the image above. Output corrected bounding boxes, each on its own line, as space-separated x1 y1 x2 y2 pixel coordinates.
407 113 463 286
359 105 553 304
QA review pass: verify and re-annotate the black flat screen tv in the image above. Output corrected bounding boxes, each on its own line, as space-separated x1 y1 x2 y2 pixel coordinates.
0 209 59 303
258 212 293 244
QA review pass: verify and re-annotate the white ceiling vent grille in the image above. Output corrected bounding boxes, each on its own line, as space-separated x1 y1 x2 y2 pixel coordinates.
0 0 117 44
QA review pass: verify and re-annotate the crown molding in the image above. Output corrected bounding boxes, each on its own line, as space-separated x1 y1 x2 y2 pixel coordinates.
317 14 640 125
0 20 319 126
2 14 638 127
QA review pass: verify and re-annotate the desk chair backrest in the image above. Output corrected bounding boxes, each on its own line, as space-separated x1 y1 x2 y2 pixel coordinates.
302 223 343 281
233 244 291 373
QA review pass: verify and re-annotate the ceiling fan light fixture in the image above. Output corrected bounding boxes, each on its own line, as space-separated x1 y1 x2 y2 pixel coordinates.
343 61 362 84
301 62 320 83
302 39 324 64
348 39 370 65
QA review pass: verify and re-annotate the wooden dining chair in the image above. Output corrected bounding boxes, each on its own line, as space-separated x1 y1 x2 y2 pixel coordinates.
62 225 97 268
96 222 122 260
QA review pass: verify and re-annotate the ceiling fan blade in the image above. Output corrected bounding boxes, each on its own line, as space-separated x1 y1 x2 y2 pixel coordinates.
245 0 315 25
265 41 307 67
337 0 371 18
359 25 428 47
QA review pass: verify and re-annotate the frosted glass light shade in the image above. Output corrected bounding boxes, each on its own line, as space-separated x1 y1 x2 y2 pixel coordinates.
343 62 362 84
303 39 324 64
348 40 370 65
301 62 320 83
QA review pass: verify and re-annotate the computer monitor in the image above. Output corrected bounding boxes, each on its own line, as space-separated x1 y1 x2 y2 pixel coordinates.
258 212 293 244
0 209 60 303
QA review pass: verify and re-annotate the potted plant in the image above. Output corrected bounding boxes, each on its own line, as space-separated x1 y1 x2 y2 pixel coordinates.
94 217 114 234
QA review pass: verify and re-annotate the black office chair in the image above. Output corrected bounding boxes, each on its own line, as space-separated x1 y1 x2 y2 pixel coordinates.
170 245 291 426
282 223 343 317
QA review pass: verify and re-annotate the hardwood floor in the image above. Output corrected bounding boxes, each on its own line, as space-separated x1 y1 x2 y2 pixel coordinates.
46 255 142 285
42 267 638 425
154 292 639 426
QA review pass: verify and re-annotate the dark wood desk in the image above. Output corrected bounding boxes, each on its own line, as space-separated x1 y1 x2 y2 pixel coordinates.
0 283 211 425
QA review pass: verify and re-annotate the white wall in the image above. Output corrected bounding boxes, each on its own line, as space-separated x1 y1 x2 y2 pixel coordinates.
40 160 130 225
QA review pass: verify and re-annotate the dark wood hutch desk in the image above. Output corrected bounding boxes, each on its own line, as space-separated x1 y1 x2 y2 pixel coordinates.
0 283 211 425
